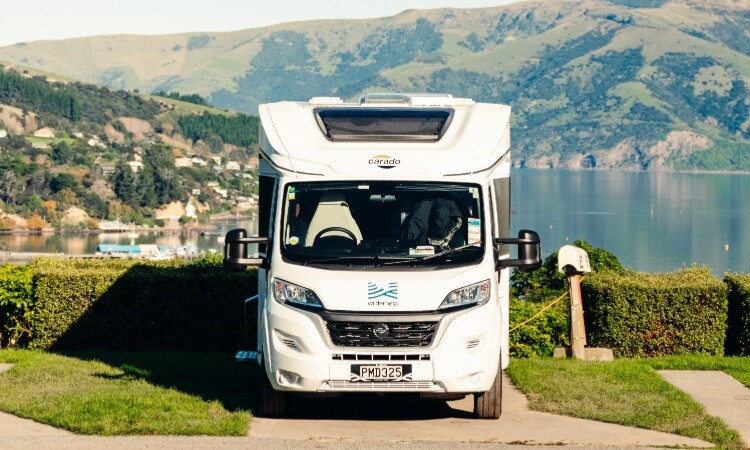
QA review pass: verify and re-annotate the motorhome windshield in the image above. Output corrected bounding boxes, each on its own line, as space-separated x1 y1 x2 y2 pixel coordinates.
281 181 484 267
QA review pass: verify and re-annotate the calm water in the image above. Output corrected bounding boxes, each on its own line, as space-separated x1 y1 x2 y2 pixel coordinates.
511 169 749 274
0 219 257 256
2 170 748 274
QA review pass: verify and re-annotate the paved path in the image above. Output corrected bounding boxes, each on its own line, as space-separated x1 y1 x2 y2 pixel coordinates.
660 370 750 448
0 363 715 449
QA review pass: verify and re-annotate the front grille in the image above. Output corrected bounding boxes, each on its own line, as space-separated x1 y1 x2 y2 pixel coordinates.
326 321 438 347
324 381 439 390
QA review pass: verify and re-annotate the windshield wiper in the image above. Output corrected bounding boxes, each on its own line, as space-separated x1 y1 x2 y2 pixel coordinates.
303 255 384 266
381 243 481 266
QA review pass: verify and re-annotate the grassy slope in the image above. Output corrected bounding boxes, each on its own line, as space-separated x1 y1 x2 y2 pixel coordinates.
1 1 747 95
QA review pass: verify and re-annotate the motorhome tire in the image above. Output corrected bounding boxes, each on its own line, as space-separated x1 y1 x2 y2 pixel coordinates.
473 362 502 419
261 371 289 417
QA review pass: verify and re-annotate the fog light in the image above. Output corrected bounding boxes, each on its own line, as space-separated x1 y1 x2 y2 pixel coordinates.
278 369 301 386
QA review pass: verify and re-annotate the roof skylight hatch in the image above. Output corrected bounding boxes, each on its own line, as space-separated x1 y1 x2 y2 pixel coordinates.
314 107 454 142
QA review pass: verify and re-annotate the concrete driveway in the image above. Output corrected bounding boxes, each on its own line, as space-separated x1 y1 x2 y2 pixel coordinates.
248 374 711 448
0 370 713 449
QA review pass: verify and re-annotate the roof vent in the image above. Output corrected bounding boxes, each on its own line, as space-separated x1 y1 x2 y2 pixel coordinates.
314 107 454 142
358 93 456 107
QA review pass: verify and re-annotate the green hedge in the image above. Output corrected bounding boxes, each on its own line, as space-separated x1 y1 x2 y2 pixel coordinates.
509 297 569 358
1 256 256 351
0 264 34 347
582 267 727 357
725 273 750 356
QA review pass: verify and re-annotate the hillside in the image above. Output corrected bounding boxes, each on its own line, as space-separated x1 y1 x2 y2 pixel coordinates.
0 65 259 231
0 0 748 171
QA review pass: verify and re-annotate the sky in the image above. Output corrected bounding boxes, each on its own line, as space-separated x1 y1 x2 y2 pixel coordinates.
0 0 523 48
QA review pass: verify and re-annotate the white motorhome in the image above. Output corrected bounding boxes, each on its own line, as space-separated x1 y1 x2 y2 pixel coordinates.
224 93 541 419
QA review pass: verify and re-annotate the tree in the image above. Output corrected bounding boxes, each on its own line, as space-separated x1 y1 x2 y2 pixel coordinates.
50 173 79 193
51 141 74 165
0 217 16 231
55 188 80 207
25 213 46 231
41 200 58 221
111 161 139 207
0 171 24 205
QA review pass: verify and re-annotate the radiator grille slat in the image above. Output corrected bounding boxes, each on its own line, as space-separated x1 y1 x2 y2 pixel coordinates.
326 321 438 347
326 381 437 390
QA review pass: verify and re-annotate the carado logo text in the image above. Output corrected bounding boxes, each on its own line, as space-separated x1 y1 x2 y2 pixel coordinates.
369 154 400 169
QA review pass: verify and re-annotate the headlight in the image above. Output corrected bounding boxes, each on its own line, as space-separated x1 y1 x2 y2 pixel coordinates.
439 280 490 310
273 278 323 309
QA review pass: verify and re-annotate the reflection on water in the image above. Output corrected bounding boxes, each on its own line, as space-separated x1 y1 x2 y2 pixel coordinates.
511 169 750 274
3 170 749 274
0 219 258 256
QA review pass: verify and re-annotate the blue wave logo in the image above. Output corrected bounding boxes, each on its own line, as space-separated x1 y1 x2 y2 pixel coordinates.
368 282 398 300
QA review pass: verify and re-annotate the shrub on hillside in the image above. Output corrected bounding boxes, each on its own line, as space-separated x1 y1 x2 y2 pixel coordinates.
582 267 727 357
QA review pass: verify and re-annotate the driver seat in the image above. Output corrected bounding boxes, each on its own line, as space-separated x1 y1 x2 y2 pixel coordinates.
305 193 363 248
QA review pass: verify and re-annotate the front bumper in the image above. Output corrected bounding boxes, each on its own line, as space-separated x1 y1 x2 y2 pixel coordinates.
263 300 502 393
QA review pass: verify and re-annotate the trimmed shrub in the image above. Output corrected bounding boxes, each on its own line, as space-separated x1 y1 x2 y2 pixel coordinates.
725 273 750 356
509 297 569 357
25 256 257 351
0 264 34 346
582 267 727 357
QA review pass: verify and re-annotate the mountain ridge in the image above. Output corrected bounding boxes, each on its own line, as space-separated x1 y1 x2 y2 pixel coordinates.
1 0 749 171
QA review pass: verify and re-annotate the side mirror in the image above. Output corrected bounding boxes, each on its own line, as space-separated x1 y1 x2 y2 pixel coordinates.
557 245 591 275
223 228 269 271
496 229 542 272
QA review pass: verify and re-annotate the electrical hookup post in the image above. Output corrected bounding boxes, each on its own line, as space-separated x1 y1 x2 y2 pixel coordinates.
553 245 614 362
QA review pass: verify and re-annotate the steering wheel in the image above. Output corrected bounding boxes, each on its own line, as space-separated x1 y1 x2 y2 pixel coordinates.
313 227 357 250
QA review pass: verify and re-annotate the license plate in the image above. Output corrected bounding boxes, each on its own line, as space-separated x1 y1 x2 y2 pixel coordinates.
352 364 412 381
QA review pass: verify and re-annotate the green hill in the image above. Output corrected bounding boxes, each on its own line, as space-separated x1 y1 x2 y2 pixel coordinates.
0 0 748 171
0 65 258 229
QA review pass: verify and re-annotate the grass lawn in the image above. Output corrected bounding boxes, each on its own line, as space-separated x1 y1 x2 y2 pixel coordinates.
507 357 750 449
0 349 257 435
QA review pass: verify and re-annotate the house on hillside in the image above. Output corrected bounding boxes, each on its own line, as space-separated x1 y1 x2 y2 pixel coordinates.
0 130 7 138
88 137 106 148
34 127 55 138
128 161 144 173
31 142 49 149
175 157 193 168
99 163 116 176
185 201 197 219
226 161 241 171
72 132 84 138
191 157 207 167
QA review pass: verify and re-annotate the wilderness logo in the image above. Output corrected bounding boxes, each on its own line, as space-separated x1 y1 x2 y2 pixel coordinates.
367 281 398 306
